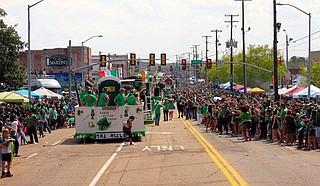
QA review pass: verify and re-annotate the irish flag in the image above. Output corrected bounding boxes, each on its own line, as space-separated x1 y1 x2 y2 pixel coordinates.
98 70 111 77
142 70 149 83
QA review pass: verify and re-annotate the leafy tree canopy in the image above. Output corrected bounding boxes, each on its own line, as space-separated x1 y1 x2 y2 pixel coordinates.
0 8 26 91
207 45 286 89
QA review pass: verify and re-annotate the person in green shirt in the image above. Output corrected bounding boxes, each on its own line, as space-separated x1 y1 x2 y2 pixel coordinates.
154 101 163 126
49 106 58 130
114 88 126 106
26 110 39 144
168 100 175 121
77 84 89 104
240 106 252 141
127 93 137 105
83 90 97 107
98 88 110 107
163 98 169 122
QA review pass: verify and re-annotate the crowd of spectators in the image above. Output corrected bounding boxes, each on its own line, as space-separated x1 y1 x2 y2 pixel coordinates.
174 86 320 150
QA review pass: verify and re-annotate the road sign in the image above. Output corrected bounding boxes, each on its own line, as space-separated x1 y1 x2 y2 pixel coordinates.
191 60 202 65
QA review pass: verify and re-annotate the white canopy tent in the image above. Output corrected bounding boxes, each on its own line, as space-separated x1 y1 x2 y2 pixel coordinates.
278 85 297 95
34 87 64 99
293 85 320 98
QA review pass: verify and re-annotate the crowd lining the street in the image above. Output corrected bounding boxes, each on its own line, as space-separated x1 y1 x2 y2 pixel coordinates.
171 86 320 150
1 82 320 178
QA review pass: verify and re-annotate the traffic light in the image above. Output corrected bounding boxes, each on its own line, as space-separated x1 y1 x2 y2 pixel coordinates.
278 56 282 66
207 59 212 69
149 53 155 66
158 66 161 71
130 53 136 66
100 55 107 67
170 65 173 71
161 53 166 66
182 59 187 70
272 76 274 84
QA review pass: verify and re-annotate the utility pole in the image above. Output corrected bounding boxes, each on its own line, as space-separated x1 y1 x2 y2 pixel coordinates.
273 0 279 101
211 29 222 89
202 36 211 86
225 14 239 92
68 40 72 98
235 0 251 94
192 45 200 83
283 29 293 74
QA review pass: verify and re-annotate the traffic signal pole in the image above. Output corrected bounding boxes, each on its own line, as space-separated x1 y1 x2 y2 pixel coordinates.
203 35 211 86
273 0 279 101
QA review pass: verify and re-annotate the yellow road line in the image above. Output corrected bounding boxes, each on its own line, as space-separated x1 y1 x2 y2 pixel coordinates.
182 119 248 186
182 120 239 186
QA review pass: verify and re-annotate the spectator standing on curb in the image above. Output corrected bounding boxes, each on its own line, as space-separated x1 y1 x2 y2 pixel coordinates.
154 101 163 126
26 110 38 144
163 98 169 122
168 99 175 122
1 129 14 178
9 116 19 157
49 106 58 130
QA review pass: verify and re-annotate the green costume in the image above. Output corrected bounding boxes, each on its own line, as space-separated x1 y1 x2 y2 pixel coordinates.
98 92 109 107
115 93 126 106
84 94 97 107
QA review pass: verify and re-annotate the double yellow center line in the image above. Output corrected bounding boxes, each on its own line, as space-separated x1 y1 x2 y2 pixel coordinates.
182 119 248 186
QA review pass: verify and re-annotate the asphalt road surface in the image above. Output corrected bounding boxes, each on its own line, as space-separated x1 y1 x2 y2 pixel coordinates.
3 114 320 186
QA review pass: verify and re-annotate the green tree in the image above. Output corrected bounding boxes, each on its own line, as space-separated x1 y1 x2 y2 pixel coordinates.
289 56 306 69
300 61 320 87
0 8 26 90
207 45 286 89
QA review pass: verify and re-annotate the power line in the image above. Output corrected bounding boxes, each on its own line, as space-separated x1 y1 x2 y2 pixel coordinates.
290 35 320 48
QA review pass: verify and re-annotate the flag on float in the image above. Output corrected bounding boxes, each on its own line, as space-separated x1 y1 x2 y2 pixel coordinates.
142 70 149 83
98 69 111 77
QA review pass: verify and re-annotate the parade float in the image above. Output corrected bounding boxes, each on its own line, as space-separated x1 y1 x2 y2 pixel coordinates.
74 76 146 139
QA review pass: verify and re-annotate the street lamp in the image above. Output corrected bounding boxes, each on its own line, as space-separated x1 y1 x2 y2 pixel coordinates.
27 0 44 100
81 35 103 87
283 29 293 74
277 3 311 100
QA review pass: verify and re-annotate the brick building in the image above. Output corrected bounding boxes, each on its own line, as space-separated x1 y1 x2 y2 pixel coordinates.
20 46 92 90
311 50 320 63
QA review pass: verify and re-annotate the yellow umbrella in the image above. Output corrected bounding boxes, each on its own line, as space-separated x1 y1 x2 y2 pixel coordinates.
0 92 29 103
247 87 266 94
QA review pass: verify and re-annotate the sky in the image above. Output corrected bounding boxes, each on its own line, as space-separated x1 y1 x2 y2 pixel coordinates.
1 0 320 63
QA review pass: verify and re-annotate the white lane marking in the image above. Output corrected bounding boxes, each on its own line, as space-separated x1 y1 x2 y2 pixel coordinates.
89 142 125 186
26 153 38 159
52 140 61 146
285 146 295 150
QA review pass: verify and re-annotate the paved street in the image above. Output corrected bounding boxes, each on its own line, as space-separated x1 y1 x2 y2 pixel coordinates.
2 112 320 186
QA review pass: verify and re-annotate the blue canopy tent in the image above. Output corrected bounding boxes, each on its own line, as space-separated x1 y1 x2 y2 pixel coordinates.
13 89 43 99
